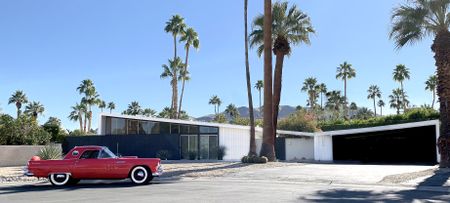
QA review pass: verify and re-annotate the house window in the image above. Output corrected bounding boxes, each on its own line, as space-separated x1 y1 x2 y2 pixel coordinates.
139 121 160 134
109 117 126 135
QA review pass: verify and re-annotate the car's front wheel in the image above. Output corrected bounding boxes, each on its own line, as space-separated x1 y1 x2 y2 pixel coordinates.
130 166 152 185
48 173 71 186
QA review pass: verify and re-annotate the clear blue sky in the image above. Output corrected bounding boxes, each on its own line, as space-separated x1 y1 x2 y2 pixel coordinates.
0 0 436 131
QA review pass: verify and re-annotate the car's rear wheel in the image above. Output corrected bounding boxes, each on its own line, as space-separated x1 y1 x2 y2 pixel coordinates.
48 173 71 186
130 166 152 185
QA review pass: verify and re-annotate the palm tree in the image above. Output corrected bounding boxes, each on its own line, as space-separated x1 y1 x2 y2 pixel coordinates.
389 88 404 115
349 102 358 118
8 90 28 118
165 15 186 61
24 101 45 120
301 77 318 109
142 108 157 117
393 64 410 111
355 107 374 120
254 80 264 114
209 95 222 114
250 2 314 154
99 100 106 112
393 64 410 91
178 27 200 118
225 104 240 119
77 79 98 133
124 101 143 116
158 107 174 118
68 103 86 133
259 0 275 161
425 75 437 109
317 83 327 109
378 100 385 116
391 1 450 165
326 90 345 119
161 57 184 118
245 0 257 156
336 62 356 103
107 102 115 114
367 85 382 116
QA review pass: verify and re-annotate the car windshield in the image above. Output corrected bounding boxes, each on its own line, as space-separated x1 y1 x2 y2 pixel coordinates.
100 147 117 158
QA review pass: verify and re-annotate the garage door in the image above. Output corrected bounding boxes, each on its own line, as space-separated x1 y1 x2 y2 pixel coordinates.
332 125 437 164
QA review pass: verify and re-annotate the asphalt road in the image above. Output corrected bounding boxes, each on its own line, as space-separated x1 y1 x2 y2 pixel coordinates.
1 178 449 203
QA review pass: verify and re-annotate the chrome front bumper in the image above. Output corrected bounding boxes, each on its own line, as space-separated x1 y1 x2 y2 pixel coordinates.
23 167 34 177
152 164 163 177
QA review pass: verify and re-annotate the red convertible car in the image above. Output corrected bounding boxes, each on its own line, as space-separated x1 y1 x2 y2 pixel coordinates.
24 146 163 186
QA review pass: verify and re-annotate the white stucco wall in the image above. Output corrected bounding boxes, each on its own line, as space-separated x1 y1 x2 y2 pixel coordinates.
314 135 333 161
219 127 250 160
285 137 314 160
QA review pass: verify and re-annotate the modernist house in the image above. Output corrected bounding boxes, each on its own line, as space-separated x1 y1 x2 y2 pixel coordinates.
63 113 440 164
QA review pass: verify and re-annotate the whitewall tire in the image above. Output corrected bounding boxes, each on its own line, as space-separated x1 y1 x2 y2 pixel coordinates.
130 166 151 185
49 173 71 186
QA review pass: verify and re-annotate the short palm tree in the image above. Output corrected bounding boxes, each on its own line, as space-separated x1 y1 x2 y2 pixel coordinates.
425 75 437 109
225 103 240 119
68 103 86 133
250 1 315 148
24 101 45 120
317 83 327 109
161 57 184 118
125 101 143 116
107 102 115 114
142 108 157 117
8 90 28 118
301 77 318 109
378 100 385 116
254 80 264 114
349 102 358 118
367 85 382 116
389 88 405 115
178 27 200 118
158 107 174 118
99 100 106 112
356 107 374 120
336 61 356 102
326 90 346 119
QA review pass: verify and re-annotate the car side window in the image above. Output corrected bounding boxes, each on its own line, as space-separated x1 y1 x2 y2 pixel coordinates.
79 150 100 159
99 150 113 158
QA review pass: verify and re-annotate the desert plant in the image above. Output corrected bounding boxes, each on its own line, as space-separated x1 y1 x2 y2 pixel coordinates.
155 150 171 160
241 155 268 164
188 151 197 160
37 145 62 160
218 146 227 160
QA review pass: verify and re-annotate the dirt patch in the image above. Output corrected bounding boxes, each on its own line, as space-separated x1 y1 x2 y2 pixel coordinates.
379 167 437 184
0 167 46 183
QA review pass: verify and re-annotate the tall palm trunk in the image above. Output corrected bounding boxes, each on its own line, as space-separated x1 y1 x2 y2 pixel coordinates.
178 47 190 118
380 106 383 116
78 112 83 132
83 111 87 133
433 30 450 168
400 81 407 111
172 35 178 116
87 110 92 133
344 79 349 118
432 90 436 109
272 52 285 143
373 98 377 116
245 0 257 156
320 93 323 109
260 0 275 161
15 103 21 118
259 90 262 114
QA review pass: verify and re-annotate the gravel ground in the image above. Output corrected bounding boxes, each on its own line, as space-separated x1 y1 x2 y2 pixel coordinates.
0 167 46 183
379 167 437 184
160 161 300 178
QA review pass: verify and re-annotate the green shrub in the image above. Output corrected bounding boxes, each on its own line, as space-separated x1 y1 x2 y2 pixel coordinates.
188 151 197 160
217 146 227 160
318 107 439 131
155 150 171 160
37 145 62 160
277 110 319 132
241 155 268 164
0 115 51 145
